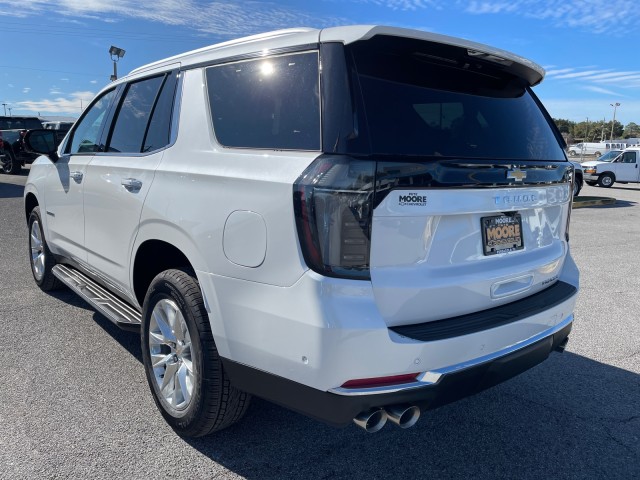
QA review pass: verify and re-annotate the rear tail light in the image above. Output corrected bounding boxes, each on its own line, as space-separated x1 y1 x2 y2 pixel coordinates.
293 155 375 280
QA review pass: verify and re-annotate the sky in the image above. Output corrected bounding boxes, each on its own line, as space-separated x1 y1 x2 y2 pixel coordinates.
1 0 639 126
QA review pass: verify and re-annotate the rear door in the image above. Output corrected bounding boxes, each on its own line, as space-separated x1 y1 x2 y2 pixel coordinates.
83 70 179 297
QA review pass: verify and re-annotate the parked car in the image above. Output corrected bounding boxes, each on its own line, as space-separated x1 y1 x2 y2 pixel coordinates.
569 160 583 197
0 115 44 174
23 25 578 437
582 147 640 187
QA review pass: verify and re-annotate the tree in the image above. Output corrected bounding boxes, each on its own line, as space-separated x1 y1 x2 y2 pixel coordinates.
623 122 640 139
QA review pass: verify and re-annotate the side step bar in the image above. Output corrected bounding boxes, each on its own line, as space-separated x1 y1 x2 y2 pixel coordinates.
52 264 141 331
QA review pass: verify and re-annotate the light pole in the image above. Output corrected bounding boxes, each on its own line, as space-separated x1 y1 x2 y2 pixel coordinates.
610 102 620 141
109 45 126 81
1 103 6 116
8 107 11 117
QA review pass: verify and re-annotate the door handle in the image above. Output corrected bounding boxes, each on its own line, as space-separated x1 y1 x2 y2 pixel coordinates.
70 171 83 183
121 178 143 192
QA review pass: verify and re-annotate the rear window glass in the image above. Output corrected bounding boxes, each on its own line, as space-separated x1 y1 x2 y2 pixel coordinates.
348 36 565 161
206 51 320 151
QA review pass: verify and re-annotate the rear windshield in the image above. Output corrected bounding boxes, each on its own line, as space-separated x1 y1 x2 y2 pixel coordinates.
345 36 565 161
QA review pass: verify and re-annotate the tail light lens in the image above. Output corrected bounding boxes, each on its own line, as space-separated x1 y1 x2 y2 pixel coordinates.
293 155 375 280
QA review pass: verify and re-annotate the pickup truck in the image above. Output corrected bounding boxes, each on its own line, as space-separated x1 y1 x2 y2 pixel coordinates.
582 147 640 187
0 116 45 174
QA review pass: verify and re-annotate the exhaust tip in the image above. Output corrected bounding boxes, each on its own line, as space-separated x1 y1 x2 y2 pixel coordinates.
353 408 388 433
386 404 421 429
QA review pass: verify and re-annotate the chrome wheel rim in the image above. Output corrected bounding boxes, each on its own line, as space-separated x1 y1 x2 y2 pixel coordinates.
149 299 194 411
30 220 45 281
602 176 612 187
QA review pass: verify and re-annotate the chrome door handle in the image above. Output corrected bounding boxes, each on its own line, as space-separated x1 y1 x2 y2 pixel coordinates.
70 171 83 183
121 178 143 192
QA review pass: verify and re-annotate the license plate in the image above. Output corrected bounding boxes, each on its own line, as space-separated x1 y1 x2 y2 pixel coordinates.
481 214 524 255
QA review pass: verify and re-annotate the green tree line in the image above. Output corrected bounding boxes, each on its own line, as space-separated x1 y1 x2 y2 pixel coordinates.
553 118 640 143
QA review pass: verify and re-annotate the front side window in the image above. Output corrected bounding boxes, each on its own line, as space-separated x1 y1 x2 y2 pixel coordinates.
343 36 565 160
68 89 116 154
206 51 320 151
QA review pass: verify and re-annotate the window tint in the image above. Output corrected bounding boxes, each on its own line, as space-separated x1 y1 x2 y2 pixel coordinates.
143 72 178 152
68 89 116 154
345 36 566 160
108 75 165 153
206 51 320 150
621 152 636 163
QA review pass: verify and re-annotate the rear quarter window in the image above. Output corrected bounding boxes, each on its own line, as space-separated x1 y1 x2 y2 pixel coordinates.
205 51 320 151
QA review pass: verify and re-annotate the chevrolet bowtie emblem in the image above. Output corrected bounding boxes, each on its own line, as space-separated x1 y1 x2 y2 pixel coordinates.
507 168 527 182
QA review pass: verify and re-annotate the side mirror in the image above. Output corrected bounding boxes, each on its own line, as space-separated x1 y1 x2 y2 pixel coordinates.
23 129 59 162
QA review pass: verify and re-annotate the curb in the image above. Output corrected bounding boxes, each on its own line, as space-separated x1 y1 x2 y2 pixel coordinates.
573 196 616 208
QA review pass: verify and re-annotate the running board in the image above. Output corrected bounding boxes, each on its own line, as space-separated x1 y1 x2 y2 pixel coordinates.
52 264 141 331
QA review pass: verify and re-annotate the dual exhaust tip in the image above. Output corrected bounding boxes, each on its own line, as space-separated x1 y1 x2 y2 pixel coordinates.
353 404 420 433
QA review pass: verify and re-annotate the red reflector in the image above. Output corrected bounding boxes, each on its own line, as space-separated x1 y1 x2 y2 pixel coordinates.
341 373 420 389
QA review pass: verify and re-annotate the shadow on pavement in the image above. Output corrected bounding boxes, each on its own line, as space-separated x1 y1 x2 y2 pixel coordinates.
0 182 25 199
89 314 640 479
182 352 638 479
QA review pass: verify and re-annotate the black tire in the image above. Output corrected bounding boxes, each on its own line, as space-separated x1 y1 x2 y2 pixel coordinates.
598 173 614 188
141 269 250 437
573 174 583 197
28 206 63 290
1 148 21 175
586 181 597 186
593 151 601 158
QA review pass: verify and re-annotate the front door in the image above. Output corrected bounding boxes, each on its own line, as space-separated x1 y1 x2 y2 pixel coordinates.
43 89 117 264
613 151 640 182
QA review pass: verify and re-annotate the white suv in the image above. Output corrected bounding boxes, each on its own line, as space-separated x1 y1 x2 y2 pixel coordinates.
24 26 579 436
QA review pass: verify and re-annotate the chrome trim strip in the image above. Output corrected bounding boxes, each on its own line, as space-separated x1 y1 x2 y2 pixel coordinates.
329 314 574 396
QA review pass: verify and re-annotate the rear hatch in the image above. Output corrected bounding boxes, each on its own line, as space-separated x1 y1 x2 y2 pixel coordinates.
295 34 573 327
346 34 572 326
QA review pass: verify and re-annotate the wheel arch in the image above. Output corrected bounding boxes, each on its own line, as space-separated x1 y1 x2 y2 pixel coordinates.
132 239 196 307
25 192 39 222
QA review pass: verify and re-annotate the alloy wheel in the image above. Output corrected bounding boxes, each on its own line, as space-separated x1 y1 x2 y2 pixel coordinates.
30 221 45 281
148 298 195 412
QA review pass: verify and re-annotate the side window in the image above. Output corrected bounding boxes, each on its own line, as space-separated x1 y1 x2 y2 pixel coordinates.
143 72 178 153
68 89 116 154
107 75 165 153
206 51 320 150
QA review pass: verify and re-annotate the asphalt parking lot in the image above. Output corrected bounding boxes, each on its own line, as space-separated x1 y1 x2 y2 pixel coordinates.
1 168 638 479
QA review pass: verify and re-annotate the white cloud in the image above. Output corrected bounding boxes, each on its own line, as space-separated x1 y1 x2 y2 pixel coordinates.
462 0 640 34
582 86 624 97
90 80 97 84
546 66 640 89
353 0 441 10
50 86 62 95
0 0 346 36
15 91 95 115
22 87 31 93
